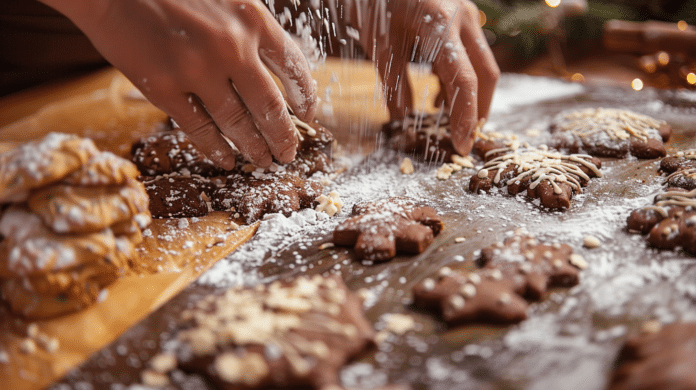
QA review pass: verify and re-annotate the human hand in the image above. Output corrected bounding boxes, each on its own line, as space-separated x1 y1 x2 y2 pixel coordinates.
42 0 317 169
360 0 500 155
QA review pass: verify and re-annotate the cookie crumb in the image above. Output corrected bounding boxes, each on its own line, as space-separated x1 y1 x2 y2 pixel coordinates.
451 154 474 168
37 333 59 353
19 339 36 354
583 235 601 248
382 313 416 335
641 320 662 334
150 353 177 373
569 254 588 269
141 369 170 387
454 237 466 243
318 242 335 250
436 164 455 180
315 191 343 217
400 158 415 174
26 323 39 338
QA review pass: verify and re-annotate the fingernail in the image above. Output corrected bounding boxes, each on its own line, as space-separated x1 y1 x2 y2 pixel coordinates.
219 152 237 171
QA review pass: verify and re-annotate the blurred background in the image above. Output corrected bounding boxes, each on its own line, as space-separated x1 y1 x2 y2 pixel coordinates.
475 0 696 90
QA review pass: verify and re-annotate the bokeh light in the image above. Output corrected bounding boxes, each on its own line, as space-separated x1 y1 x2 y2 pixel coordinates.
657 52 670 66
571 73 585 83
479 10 487 27
678 21 688 31
545 0 561 8
687 73 696 85
631 78 644 91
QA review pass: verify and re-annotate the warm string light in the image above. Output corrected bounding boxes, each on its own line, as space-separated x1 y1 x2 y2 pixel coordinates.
657 51 670 66
678 20 689 31
632 78 644 91
545 0 561 8
479 10 487 27
688 73 696 85
571 73 585 83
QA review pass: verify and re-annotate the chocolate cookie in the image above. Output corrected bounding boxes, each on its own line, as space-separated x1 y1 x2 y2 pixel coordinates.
471 132 518 162
468 144 602 210
412 267 529 325
626 188 696 254
333 197 444 262
383 113 457 163
609 322 696 390
211 172 322 224
665 167 696 190
549 108 670 159
131 130 222 177
143 174 214 219
478 234 583 301
659 150 696 174
172 275 374 390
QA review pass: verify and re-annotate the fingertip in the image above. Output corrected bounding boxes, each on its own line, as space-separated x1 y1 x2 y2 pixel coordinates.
273 136 298 164
451 117 477 156
202 145 234 170
289 81 318 123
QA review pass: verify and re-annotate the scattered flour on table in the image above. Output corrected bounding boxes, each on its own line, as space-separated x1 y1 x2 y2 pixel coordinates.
490 75 584 114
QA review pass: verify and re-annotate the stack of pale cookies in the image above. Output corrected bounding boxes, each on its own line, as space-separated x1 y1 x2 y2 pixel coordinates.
0 133 151 319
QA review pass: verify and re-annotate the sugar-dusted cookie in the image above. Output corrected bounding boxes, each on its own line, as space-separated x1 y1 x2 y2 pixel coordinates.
0 247 129 319
478 234 583 301
627 188 696 254
412 268 529 325
469 144 602 209
172 275 374 390
383 113 457 163
143 174 215 219
211 172 322 224
27 179 149 234
660 149 696 174
609 322 696 390
549 108 670 159
0 207 119 278
333 197 443 262
131 130 222 177
111 214 150 245
0 133 101 203
63 150 141 186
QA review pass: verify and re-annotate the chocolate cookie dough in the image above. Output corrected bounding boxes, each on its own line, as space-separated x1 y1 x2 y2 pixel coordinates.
211 172 322 224
549 108 670 159
131 130 222 177
333 197 443 262
142 174 214 219
383 113 457 163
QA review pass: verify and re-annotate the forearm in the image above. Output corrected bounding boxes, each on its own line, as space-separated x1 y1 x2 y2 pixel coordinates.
38 0 111 33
